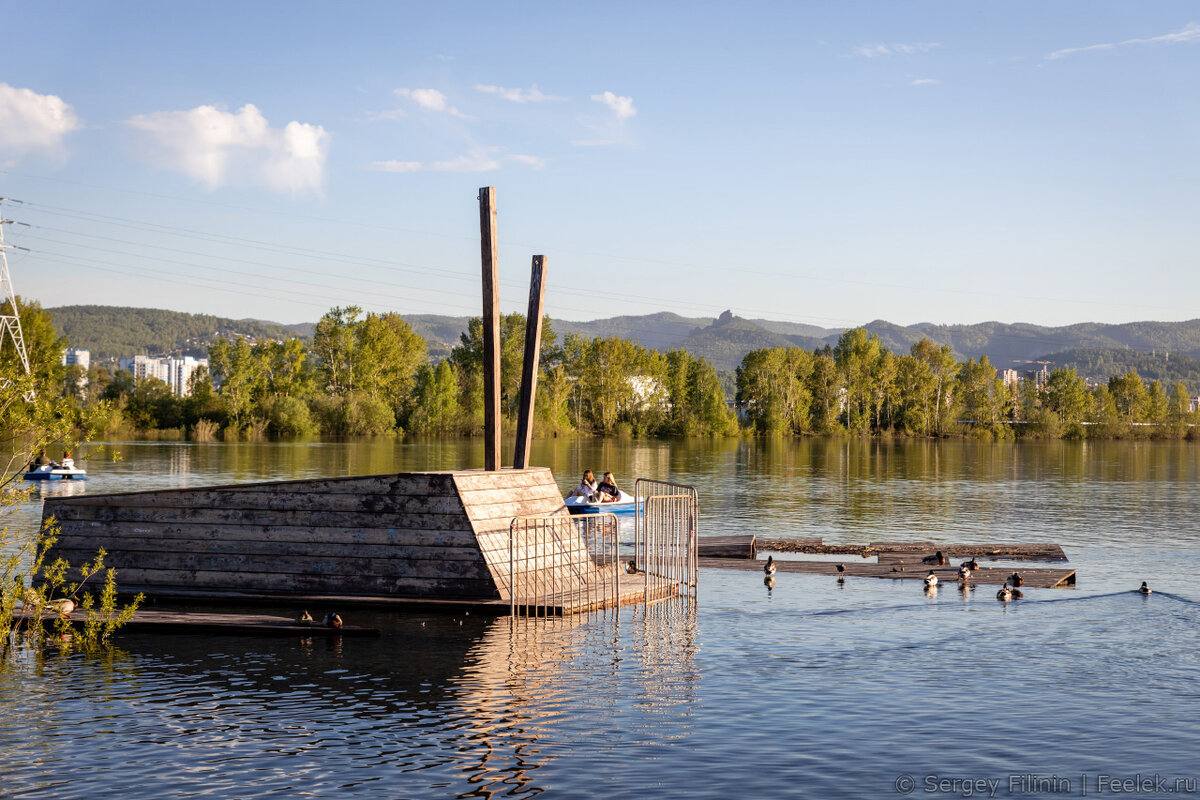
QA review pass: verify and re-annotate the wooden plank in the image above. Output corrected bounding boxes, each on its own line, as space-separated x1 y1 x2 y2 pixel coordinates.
50 505 475 531
479 185 501 471
57 490 469 514
464 497 569 524
51 535 489 563
56 520 481 548
699 556 1076 588
514 254 548 470
51 547 495 581
698 535 757 559
452 469 554 491
869 542 1068 561
101 567 502 597
45 473 460 506
456 483 564 505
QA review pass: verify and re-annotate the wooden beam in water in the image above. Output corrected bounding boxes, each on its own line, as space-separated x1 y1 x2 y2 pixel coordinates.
514 255 548 470
869 542 1068 562
479 186 501 471
698 534 757 559
699 556 1076 588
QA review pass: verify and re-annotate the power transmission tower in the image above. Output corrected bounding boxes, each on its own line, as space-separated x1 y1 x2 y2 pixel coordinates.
0 198 34 399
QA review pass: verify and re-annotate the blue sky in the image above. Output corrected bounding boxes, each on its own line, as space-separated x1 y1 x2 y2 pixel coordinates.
1 2 1198 329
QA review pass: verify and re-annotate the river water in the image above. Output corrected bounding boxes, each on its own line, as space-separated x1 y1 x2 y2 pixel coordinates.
1 438 1198 798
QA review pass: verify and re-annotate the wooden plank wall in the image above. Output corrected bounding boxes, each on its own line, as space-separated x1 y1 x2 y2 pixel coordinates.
453 468 580 601
42 469 574 600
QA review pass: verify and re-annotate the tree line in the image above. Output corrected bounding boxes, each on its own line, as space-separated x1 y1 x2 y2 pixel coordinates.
14 298 1199 441
736 328 1200 439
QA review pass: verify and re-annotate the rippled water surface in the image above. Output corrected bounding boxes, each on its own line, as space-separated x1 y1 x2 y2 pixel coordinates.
3 438 1199 798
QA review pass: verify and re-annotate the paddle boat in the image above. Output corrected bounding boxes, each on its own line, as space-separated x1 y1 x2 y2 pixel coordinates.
23 465 88 481
564 490 639 515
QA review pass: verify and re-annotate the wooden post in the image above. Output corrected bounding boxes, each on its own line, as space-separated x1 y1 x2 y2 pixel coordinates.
514 255 548 469
478 187 501 471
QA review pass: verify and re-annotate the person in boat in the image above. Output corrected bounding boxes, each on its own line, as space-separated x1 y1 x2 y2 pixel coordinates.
60 451 75 470
29 449 52 471
597 472 621 502
568 470 599 501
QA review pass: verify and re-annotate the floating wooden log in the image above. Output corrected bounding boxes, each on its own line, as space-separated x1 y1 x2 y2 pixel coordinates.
697 534 757 559
698 556 1076 588
869 542 1068 562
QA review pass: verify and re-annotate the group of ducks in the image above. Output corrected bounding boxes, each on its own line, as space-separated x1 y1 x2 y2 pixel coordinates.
298 610 343 629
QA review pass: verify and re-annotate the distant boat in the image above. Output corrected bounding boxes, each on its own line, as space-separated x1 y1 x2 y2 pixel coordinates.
564 490 639 515
23 465 88 481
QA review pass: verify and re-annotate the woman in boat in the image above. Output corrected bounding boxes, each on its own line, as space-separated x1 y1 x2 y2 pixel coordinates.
60 451 75 470
597 472 621 502
568 470 599 501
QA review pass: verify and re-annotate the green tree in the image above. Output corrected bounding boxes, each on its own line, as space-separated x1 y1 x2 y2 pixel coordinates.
312 306 361 395
1108 370 1149 424
911 339 959 436
408 361 461 434
1045 367 1093 435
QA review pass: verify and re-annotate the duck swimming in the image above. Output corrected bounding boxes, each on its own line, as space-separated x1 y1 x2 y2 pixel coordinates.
923 571 938 588
1139 581 1152 594
324 612 343 630
298 610 314 626
957 565 972 582
1009 572 1024 587
764 556 777 576
997 584 1013 601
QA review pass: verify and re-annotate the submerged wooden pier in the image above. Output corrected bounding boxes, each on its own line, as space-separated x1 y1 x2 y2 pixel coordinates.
699 535 1076 587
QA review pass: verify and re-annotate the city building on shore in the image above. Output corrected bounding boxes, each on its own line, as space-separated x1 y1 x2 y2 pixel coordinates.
118 355 209 397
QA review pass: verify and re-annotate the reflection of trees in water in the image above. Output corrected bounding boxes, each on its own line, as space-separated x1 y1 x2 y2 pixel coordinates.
447 601 699 798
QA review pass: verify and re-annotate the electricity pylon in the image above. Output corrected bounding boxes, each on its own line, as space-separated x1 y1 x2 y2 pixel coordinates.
0 198 34 399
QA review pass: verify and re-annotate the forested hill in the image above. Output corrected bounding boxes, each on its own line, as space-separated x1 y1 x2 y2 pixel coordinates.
46 305 1200 380
48 306 309 359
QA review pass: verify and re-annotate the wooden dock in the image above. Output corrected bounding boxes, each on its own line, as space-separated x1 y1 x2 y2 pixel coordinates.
756 537 1068 561
15 609 381 637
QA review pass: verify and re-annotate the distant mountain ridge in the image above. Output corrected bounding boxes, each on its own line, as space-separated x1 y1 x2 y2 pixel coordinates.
48 306 1200 381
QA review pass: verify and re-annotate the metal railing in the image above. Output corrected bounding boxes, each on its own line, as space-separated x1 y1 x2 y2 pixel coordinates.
633 478 699 604
508 512 620 617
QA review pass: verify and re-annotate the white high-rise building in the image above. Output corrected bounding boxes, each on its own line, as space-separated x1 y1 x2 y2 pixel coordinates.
62 348 90 371
118 355 209 397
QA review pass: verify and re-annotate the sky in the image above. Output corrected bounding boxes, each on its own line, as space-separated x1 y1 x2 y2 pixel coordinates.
1 1 1198 331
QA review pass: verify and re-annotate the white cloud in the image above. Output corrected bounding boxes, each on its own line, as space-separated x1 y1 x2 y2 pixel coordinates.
1047 21 1200 59
395 88 472 119
0 83 80 159
591 91 636 120
475 84 566 103
369 147 542 173
855 42 940 58
124 104 328 193
910 78 941 85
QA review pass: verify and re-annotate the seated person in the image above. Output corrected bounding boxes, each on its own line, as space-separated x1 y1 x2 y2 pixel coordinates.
30 449 52 470
60 451 75 470
568 470 599 501
597 472 621 502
